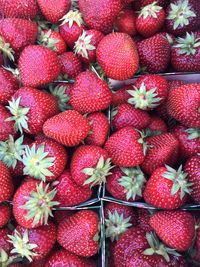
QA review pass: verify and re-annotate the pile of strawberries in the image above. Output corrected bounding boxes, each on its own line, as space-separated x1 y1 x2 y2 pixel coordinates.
0 0 200 266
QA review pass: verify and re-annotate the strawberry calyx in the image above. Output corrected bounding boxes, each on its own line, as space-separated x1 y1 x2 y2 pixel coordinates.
0 36 15 61
22 144 55 182
0 135 25 169
127 83 162 110
3 67 21 81
137 130 150 155
173 32 200 55
167 0 196 30
0 249 17 267
105 210 132 242
185 127 200 140
162 165 192 199
6 97 30 134
118 167 146 201
138 1 162 19
82 156 113 187
74 31 96 59
37 30 60 52
49 84 71 111
8 229 38 262
20 182 59 227
60 10 84 27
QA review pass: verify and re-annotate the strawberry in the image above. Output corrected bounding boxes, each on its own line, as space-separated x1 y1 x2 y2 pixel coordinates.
70 71 112 113
184 155 200 204
0 203 10 227
114 9 137 36
19 45 61 87
167 83 200 128
192 225 200 262
134 0 169 9
136 2 165 38
111 103 150 131
59 52 82 78
146 116 168 136
150 210 195 252
43 110 90 147
111 86 131 106
0 105 15 141
57 210 99 257
171 32 200 72
0 161 13 202
97 32 139 80
79 0 122 34
45 249 96 267
85 112 109 147
106 166 146 202
137 209 153 232
37 0 71 23
105 126 145 167
8 222 56 261
0 228 12 253
6 87 59 135
13 179 59 228
54 210 75 225
0 67 19 105
144 165 191 209
137 34 171 73
53 169 92 206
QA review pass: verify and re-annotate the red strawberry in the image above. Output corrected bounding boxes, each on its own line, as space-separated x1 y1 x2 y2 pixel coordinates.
106 166 146 202
53 169 92 206
79 0 122 34
137 34 171 73
167 83 200 128
0 161 13 203
97 32 139 80
43 110 90 147
105 126 145 167
0 228 12 253
19 45 61 87
111 86 131 106
0 203 10 227
134 0 169 9
136 2 165 37
150 210 195 251
54 210 75 225
137 208 153 232
57 210 99 257
144 165 191 209
13 179 59 228
6 87 59 135
0 105 15 141
85 112 109 147
59 52 82 78
146 115 168 136
70 71 112 113
185 155 200 204
114 9 137 36
192 224 200 262
37 0 71 23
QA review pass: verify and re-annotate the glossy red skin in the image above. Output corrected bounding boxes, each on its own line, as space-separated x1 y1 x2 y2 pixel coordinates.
59 52 82 78
85 112 109 147
57 210 99 257
147 116 168 134
0 161 13 203
115 9 137 36
13 87 59 135
54 170 92 206
111 86 131 106
0 228 12 252
167 84 200 128
150 211 195 251
0 67 19 105
107 241 117 267
19 45 61 87
45 249 97 267
42 30 67 55
112 103 150 131
37 0 71 23
0 203 10 227
192 227 200 262
185 155 200 204
53 210 75 224
43 110 90 147
97 32 139 80
141 133 179 175
24 257 47 267
133 0 169 9
137 208 153 232
0 105 15 141
105 126 145 167
71 71 112 113
144 166 188 209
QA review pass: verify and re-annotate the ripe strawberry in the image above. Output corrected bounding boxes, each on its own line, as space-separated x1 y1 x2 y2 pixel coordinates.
134 0 169 9
185 155 200 204
114 9 137 36
85 112 109 147
57 210 99 257
43 110 90 147
19 45 61 87
0 105 15 141
144 165 191 209
70 71 112 113
8 222 56 261
111 86 131 106
192 224 200 262
6 87 59 135
137 208 153 232
0 67 19 105
0 203 10 227
54 210 75 224
97 32 139 80
146 116 168 136
105 126 145 167
13 179 59 228
53 169 92 206
0 228 12 253
37 0 71 23
167 83 200 128
137 34 171 73
59 52 82 78
141 133 179 175
136 2 165 38
0 161 13 202
106 166 146 202
150 210 195 251
79 0 122 34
